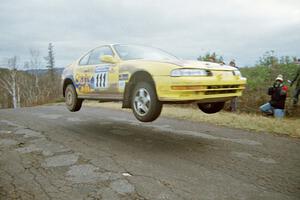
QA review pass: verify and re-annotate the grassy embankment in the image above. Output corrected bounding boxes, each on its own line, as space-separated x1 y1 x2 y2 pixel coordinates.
239 63 299 117
83 101 300 138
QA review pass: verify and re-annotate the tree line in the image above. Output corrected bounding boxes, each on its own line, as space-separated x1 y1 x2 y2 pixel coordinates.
0 43 61 109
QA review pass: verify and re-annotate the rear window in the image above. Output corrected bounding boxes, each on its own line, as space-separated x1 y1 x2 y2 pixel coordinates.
79 53 90 65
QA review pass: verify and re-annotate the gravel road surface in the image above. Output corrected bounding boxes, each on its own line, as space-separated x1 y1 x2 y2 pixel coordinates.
0 105 299 200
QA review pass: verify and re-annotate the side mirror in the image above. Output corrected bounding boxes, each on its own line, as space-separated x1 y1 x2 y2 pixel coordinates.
100 55 118 64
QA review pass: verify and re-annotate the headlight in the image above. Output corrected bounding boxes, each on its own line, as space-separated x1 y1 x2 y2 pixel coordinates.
171 69 208 77
233 70 242 76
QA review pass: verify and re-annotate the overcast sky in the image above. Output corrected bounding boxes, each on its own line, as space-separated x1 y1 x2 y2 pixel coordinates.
1 0 300 68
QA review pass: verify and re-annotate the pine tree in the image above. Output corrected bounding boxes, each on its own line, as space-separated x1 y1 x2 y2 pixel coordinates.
44 43 55 80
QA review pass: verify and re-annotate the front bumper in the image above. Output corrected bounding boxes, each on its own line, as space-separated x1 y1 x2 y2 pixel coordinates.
153 75 246 102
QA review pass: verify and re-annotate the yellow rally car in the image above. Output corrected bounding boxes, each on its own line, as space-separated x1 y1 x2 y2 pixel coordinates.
62 44 246 122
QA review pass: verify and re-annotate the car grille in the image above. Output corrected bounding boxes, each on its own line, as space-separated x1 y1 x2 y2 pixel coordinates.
204 85 241 95
205 90 237 95
207 85 239 89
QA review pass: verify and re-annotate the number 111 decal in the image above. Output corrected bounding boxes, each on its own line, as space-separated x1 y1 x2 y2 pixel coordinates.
94 72 108 88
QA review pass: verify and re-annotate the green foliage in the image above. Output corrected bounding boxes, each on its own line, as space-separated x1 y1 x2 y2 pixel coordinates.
240 57 299 117
198 52 224 63
257 50 278 66
241 59 298 90
257 50 297 66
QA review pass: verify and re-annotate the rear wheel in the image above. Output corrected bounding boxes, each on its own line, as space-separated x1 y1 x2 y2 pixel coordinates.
197 102 225 114
65 84 83 112
131 82 162 122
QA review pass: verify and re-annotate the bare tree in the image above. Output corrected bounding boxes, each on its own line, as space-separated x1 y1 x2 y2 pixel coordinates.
0 56 20 108
29 49 42 87
29 49 42 103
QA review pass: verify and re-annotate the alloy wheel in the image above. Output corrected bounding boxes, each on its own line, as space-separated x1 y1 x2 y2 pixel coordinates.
133 88 151 116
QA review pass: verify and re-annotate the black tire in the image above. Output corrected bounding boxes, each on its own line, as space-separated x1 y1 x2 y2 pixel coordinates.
65 84 83 112
197 102 225 114
131 82 162 122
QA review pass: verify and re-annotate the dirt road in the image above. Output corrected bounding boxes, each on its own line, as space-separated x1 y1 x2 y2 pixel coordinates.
0 105 299 200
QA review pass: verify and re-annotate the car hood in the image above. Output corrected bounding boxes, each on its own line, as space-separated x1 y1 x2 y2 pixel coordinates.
126 59 237 71
120 59 237 76
161 59 236 71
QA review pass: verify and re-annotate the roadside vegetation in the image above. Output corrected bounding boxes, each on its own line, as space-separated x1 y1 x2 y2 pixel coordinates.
239 51 299 118
0 44 61 108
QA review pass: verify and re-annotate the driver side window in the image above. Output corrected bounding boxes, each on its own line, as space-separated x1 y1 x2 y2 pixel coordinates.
88 46 113 65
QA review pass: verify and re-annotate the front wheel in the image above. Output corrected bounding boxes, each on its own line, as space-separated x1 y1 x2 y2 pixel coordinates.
65 84 83 112
131 82 162 122
197 102 225 114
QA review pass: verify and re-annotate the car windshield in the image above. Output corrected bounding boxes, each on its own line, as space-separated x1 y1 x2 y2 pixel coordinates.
113 44 178 61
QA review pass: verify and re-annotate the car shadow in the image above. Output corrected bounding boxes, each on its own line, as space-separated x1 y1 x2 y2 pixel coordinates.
71 119 221 158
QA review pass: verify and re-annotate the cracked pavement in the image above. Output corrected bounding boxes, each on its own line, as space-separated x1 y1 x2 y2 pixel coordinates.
0 105 299 200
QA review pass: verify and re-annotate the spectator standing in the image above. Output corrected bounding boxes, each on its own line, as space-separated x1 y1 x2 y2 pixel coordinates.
229 59 239 112
260 75 288 118
290 59 300 106
229 59 237 68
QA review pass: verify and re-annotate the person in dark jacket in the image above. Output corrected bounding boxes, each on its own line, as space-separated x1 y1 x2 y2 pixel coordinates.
229 59 237 68
260 75 288 118
290 59 300 106
229 59 239 112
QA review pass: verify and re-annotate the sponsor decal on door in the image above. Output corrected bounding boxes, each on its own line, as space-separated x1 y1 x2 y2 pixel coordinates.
95 72 108 88
94 66 110 88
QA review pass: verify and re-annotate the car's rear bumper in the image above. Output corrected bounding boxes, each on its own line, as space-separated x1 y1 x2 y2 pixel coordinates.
153 75 246 102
